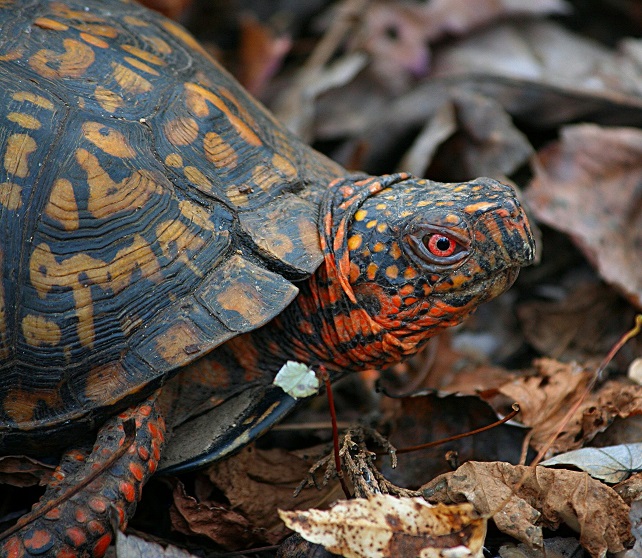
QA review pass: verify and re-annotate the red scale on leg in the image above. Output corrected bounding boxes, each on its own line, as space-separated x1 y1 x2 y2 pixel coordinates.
0 393 166 558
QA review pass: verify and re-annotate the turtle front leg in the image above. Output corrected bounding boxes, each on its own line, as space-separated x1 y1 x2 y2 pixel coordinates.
1 393 166 558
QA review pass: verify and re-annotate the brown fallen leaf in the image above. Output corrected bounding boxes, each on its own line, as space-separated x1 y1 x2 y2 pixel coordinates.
517 280 637 362
498 358 591 456
498 358 642 456
527 124 642 309
384 392 527 487
169 479 255 550
422 461 632 557
198 445 338 545
280 496 486 558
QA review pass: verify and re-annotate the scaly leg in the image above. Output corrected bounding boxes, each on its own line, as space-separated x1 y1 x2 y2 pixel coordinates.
1 392 166 558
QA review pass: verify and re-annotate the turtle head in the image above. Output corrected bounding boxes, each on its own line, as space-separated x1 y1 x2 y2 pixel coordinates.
321 173 535 352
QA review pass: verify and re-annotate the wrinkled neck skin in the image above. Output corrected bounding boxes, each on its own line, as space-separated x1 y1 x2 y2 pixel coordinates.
214 255 471 381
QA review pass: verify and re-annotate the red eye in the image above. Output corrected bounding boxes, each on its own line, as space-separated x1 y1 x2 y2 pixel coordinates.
426 234 457 257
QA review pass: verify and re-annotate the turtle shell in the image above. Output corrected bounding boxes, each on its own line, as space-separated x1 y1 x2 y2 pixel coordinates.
0 0 344 452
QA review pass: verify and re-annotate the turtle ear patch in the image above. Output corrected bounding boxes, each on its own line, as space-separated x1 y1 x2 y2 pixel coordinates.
320 173 412 304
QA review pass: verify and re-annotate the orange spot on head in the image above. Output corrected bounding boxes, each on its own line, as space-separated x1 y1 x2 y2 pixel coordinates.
347 235 362 250
388 242 402 260
399 284 414 296
385 265 399 279
366 263 378 281
403 267 418 280
349 262 360 283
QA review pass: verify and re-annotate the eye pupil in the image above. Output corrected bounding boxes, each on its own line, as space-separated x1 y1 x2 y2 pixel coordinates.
426 234 457 257
436 237 450 251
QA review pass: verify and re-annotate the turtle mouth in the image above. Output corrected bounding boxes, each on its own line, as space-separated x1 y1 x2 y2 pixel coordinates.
485 266 520 300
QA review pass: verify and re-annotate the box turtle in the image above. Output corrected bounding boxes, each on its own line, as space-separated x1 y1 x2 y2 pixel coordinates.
0 0 535 556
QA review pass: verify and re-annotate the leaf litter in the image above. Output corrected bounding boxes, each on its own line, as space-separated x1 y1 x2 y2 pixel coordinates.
3 1 642 557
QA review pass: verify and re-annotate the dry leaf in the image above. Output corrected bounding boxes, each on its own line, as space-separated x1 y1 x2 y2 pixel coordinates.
422 461 632 557
624 499 642 558
498 358 591 455
169 479 254 550
280 496 486 558
204 445 338 544
432 20 641 98
517 281 636 361
384 392 526 487
542 444 642 483
527 124 642 309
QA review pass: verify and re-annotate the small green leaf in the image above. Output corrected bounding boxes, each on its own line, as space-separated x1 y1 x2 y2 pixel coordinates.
273 361 320 399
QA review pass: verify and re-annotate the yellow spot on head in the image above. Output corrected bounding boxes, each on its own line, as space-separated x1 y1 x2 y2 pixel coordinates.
389 242 402 260
354 209 368 221
417 200 431 207
347 235 362 251
367 262 378 280
373 242 385 253
465 201 496 214
386 265 399 279
366 220 377 229
403 267 418 280
375 203 386 210
376 223 387 233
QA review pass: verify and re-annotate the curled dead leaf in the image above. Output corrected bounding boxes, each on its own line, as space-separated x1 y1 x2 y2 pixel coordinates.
280 495 486 558
422 461 632 557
